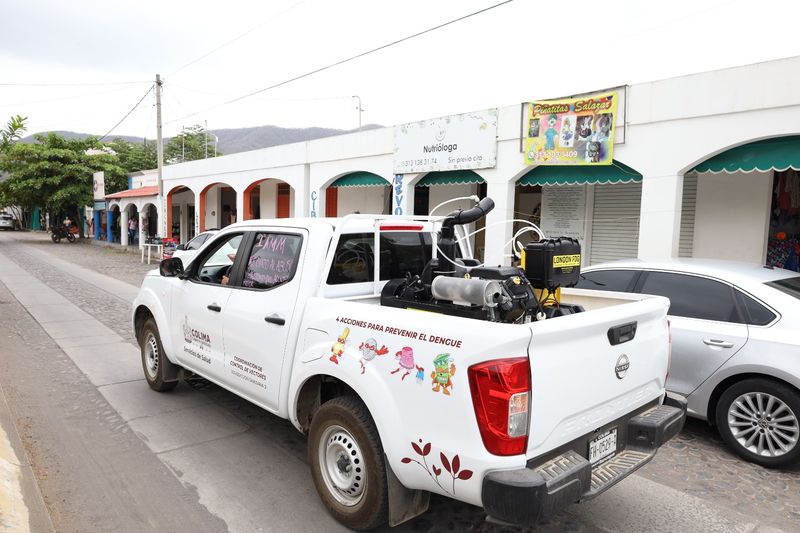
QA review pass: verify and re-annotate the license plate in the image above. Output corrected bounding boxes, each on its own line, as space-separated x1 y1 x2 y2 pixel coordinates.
589 428 617 465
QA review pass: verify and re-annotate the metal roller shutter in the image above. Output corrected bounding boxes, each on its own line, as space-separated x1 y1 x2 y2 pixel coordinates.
590 182 642 264
678 173 697 258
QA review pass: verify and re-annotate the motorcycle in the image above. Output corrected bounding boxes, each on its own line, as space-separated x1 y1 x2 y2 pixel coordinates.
51 225 76 243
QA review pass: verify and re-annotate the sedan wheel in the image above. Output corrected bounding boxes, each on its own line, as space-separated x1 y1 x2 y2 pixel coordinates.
727 392 799 458
717 378 800 467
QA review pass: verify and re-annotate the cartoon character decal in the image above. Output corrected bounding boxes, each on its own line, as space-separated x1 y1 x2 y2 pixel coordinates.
543 113 558 150
329 327 350 364
431 353 456 395
391 346 423 381
358 337 388 374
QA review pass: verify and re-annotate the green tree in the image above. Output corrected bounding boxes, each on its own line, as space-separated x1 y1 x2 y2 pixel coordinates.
0 132 126 235
165 124 220 163
107 137 158 173
0 115 28 227
0 115 27 153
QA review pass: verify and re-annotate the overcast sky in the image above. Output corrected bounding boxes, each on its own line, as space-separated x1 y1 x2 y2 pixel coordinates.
2 0 799 140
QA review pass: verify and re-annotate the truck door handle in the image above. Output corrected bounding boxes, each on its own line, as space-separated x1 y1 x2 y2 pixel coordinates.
703 339 734 348
265 315 285 326
207 304 222 312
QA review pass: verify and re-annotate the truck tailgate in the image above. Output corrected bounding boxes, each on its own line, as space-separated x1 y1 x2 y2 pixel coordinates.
526 294 670 456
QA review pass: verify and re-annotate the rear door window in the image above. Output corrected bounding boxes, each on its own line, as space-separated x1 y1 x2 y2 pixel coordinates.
734 290 776 326
575 270 639 292
327 232 432 285
639 271 742 323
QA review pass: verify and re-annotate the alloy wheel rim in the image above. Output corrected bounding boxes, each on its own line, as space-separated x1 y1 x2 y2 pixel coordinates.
144 332 159 379
318 425 366 506
727 392 799 457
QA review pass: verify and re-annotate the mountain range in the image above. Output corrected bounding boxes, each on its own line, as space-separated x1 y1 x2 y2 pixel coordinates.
21 123 383 156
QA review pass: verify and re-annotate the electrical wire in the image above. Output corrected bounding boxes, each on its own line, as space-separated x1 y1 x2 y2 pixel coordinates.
0 85 140 109
166 0 515 125
0 80 149 87
170 83 355 102
167 0 311 78
98 85 154 142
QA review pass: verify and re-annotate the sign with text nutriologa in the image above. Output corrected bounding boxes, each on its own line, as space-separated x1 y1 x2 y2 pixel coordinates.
524 91 617 166
393 109 497 174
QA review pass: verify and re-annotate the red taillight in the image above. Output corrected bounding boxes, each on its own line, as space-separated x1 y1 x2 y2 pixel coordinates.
468 357 530 456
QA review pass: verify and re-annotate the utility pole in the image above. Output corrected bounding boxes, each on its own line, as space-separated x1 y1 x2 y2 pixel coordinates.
156 74 164 237
205 119 208 159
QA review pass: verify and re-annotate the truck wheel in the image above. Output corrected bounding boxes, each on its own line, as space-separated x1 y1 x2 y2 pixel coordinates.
308 396 388 530
140 318 178 392
716 378 800 468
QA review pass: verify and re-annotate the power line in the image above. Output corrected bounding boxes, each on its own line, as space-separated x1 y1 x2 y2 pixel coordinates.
170 83 354 102
0 85 140 109
0 80 149 87
167 0 310 78
99 85 155 141
166 0 514 125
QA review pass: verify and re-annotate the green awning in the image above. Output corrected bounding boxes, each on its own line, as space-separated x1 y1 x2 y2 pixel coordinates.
416 170 485 187
692 136 800 174
330 172 389 188
517 160 642 186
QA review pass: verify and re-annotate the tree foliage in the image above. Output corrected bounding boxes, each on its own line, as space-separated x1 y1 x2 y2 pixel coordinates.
165 124 220 163
0 115 27 153
107 137 158 173
0 133 126 214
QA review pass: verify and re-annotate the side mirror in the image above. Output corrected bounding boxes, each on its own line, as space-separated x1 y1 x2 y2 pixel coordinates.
175 243 187 251
160 257 185 277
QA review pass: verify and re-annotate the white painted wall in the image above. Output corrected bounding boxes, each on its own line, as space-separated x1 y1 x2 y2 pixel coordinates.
337 186 389 215
259 182 278 219
205 187 220 229
692 170 772 263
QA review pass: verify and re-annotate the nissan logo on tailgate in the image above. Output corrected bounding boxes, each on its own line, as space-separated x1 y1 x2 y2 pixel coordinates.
615 354 630 379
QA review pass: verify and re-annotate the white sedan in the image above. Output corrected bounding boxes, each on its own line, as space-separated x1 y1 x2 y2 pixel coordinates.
168 230 219 265
577 259 800 467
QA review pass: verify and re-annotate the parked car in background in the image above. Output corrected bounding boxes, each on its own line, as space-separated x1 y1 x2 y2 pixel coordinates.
577 259 800 467
167 229 219 264
0 213 15 230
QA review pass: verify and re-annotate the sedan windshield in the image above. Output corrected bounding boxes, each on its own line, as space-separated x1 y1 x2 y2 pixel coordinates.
766 277 800 300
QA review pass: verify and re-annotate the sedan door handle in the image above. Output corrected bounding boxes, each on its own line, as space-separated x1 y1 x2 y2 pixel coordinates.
265 315 285 326
703 339 734 348
207 304 222 312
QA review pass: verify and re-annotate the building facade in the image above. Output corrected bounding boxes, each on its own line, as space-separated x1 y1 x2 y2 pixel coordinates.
131 56 800 269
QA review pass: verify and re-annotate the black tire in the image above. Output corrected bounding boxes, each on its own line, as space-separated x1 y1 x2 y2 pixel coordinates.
716 378 800 468
66 232 76 243
51 233 60 243
308 396 389 530
139 317 179 392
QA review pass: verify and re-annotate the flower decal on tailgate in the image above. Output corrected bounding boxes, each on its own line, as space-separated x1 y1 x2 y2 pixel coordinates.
401 439 473 495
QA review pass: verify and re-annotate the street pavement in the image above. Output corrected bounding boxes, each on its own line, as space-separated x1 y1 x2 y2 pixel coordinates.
0 231 798 533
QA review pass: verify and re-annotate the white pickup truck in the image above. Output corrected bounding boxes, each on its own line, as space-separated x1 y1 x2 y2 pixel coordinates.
133 198 685 530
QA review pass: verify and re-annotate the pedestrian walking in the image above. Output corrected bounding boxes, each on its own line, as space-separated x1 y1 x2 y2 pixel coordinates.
128 217 137 244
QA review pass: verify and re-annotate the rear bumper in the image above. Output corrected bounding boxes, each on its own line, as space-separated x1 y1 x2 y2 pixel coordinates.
481 398 686 526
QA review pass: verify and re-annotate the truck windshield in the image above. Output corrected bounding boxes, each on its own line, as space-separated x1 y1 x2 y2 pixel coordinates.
327 231 433 285
765 277 800 301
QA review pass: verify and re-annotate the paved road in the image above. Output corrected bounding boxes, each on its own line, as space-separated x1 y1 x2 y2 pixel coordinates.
0 231 798 533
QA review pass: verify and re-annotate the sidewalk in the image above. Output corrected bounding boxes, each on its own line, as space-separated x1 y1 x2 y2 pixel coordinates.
0 381 54 533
